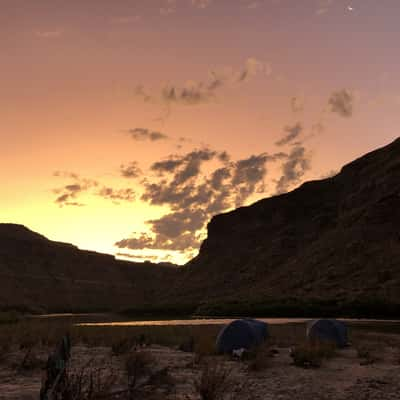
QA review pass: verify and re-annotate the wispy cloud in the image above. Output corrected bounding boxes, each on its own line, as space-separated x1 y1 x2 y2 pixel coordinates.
135 58 271 107
109 16 141 24
191 0 213 8
275 123 303 147
329 89 354 117
35 30 63 38
126 128 169 141
52 172 136 206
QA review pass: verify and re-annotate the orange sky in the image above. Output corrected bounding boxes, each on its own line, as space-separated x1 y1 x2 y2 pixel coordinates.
1 0 400 264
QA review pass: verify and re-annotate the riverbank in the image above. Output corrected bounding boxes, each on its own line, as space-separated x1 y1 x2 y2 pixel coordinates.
0 318 399 399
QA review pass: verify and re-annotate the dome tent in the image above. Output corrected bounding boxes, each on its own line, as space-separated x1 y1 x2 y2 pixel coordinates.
307 319 348 348
216 319 269 354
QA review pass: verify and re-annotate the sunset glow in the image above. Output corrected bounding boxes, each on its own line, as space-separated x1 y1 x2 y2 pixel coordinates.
2 0 400 264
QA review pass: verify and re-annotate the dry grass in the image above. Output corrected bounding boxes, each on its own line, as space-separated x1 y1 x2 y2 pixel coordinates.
58 359 118 399
356 343 383 365
125 350 153 394
195 360 232 400
18 348 44 372
246 343 275 371
290 342 336 368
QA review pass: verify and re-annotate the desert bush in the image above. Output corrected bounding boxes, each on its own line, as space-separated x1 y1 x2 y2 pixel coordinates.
195 361 232 400
356 344 382 365
147 367 175 393
0 311 21 324
58 359 117 400
179 336 195 352
125 350 153 395
18 348 44 371
290 342 336 368
0 343 11 363
112 337 136 356
194 334 216 358
395 348 400 365
245 344 275 371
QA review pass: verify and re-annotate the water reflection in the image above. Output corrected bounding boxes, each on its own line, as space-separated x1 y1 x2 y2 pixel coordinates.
78 318 311 327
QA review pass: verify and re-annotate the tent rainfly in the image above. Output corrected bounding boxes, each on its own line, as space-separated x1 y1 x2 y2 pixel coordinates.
307 319 348 348
216 318 269 354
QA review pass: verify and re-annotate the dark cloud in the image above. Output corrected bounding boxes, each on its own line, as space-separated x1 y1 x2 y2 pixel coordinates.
115 146 296 256
97 187 136 203
53 174 99 207
53 172 135 206
275 146 311 194
120 162 142 178
135 59 270 107
275 123 303 147
127 128 169 141
329 89 354 117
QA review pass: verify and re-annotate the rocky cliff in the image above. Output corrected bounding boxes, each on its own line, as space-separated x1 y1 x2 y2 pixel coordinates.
0 224 178 313
170 138 400 316
2 138 400 316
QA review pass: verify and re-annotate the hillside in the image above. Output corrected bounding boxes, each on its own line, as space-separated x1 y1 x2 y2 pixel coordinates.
0 224 178 313
167 138 400 316
2 138 400 317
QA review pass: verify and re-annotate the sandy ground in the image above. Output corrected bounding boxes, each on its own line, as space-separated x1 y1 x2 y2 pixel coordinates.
0 341 399 399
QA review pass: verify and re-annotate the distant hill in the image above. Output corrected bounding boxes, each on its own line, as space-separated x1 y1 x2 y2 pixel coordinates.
0 224 178 313
166 137 400 317
2 138 400 317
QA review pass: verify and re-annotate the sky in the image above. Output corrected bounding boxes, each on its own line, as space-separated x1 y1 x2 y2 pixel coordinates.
1 0 400 264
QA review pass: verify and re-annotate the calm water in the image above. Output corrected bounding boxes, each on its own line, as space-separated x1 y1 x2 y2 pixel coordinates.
75 317 400 327
77 318 311 327
31 313 400 328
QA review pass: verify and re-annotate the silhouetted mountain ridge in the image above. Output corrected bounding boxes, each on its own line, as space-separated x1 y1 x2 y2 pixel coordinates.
0 224 178 313
165 137 400 316
1 138 400 316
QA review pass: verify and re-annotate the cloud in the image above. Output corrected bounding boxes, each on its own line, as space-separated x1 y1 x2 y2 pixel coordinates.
53 173 99 207
329 89 354 117
120 162 142 179
275 123 303 147
247 1 262 9
290 96 305 113
191 0 212 8
160 0 177 15
135 58 271 107
53 172 136 206
275 146 311 194
35 30 63 38
97 187 136 203
236 58 272 82
319 169 338 179
316 0 334 15
126 128 169 141
109 16 141 24
115 146 296 257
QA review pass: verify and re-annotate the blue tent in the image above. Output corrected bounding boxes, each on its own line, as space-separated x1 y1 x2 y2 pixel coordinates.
307 319 348 348
216 319 269 354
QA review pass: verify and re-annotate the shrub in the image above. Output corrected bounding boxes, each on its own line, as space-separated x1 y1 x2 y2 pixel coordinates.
111 337 135 356
356 344 381 365
290 342 336 368
179 336 195 353
246 344 274 371
57 360 117 400
18 348 43 371
195 361 232 400
125 350 153 394
194 334 216 358
0 343 11 363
